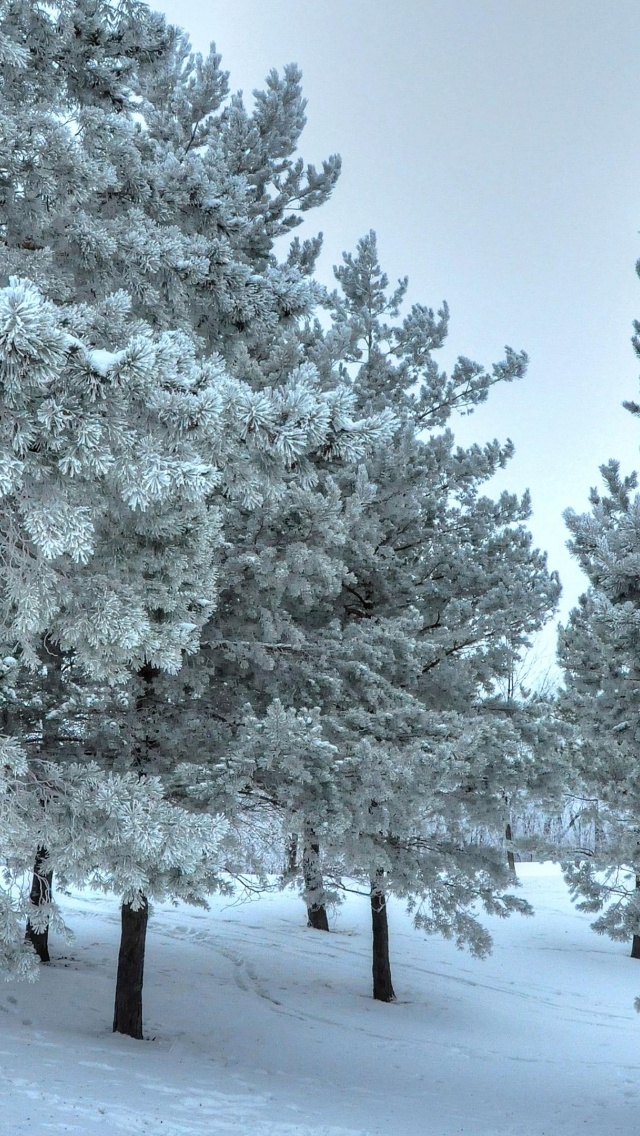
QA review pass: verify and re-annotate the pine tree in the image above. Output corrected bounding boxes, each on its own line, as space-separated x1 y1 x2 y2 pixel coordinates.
0 3 392 1038
559 454 640 958
0 0 560 1023
167 233 560 1001
0 278 224 988
317 234 560 997
0 740 227 994
0 0 338 348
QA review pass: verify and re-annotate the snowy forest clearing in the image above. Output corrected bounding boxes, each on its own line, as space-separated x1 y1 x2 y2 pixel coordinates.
1 864 638 1136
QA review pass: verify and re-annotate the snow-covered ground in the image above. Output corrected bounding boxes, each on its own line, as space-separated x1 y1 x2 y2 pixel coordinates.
1 864 639 1135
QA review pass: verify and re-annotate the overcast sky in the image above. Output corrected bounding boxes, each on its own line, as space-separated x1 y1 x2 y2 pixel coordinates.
155 0 640 671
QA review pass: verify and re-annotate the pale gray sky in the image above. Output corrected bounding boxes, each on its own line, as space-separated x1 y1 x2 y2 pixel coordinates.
155 0 640 667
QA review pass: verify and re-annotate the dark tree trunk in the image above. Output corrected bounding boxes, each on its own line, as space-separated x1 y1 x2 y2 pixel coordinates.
25 847 52 963
505 822 516 874
24 638 65 960
113 897 148 1039
307 899 329 931
371 878 395 1002
134 663 160 768
111 666 158 1038
302 834 329 930
632 875 640 959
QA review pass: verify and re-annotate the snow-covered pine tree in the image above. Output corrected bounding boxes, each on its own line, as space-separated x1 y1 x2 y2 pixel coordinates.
559 452 640 959
0 740 227 1005
0 281 226 988
0 278 389 1026
0 0 351 668
164 233 560 1002
0 0 560 1019
312 233 559 998
0 2 394 1035
0 0 338 349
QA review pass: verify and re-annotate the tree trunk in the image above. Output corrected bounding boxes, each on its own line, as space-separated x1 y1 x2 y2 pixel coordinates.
25 847 52 963
113 897 148 1039
631 874 640 959
24 639 65 960
134 663 160 769
371 877 395 1002
593 807 605 854
302 834 329 930
505 821 516 874
111 665 158 1038
285 833 298 876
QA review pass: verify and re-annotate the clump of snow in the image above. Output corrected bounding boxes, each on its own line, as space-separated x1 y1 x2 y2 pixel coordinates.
84 348 127 376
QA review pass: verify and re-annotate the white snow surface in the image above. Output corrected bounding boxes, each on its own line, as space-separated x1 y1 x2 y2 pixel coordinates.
1 863 639 1135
